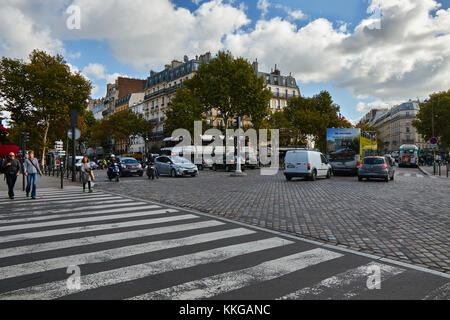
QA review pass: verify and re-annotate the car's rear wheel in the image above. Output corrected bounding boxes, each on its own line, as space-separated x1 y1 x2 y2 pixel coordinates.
171 169 177 178
326 170 331 179
310 170 317 181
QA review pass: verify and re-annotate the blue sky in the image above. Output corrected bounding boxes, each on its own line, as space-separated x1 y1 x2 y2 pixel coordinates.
1 0 450 123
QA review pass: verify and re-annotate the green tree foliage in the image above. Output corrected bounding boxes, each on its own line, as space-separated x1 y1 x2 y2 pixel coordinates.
176 51 271 132
164 87 207 137
413 90 450 149
91 110 152 153
278 91 352 152
0 50 92 162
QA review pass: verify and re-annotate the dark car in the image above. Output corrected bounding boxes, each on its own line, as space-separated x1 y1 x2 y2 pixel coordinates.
118 157 144 177
358 156 395 182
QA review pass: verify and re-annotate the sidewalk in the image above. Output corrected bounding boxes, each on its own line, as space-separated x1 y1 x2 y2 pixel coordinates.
0 173 82 194
418 164 449 179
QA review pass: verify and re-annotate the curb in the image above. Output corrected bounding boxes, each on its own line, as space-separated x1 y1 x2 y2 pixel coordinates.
418 166 431 176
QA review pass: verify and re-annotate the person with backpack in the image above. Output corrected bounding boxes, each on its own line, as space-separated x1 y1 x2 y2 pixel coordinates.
1 152 21 199
24 151 42 199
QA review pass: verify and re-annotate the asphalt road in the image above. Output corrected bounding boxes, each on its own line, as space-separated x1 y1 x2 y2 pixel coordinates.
0 186 448 300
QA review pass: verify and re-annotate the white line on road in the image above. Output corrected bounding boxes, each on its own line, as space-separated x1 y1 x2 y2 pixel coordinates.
0 220 224 259
131 248 343 300
277 262 404 300
0 213 195 244
0 205 163 232
0 237 292 300
0 201 145 221
0 228 255 280
0 195 121 206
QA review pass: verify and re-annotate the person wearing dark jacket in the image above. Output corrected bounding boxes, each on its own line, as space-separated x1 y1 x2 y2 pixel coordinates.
1 152 21 199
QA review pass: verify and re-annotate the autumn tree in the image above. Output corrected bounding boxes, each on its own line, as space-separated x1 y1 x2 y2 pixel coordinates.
413 90 450 149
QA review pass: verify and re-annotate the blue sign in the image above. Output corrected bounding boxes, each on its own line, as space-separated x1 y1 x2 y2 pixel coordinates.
430 137 438 145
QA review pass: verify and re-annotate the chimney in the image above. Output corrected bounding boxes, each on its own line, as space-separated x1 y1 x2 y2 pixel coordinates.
252 59 259 73
184 55 189 63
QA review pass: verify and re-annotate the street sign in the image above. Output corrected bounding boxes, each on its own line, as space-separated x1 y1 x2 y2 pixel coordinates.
430 137 438 145
67 128 81 140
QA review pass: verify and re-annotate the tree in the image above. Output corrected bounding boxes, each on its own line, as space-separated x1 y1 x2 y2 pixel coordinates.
164 87 207 137
282 91 352 152
413 90 450 149
91 110 153 154
0 50 92 163
184 51 271 131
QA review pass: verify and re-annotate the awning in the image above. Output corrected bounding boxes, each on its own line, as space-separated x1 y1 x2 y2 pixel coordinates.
0 145 20 157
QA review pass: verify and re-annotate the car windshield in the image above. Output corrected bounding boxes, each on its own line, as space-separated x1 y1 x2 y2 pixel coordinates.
172 157 191 164
121 159 138 164
363 158 385 165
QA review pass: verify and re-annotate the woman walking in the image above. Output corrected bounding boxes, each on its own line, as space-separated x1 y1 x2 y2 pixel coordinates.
81 156 94 193
24 151 42 199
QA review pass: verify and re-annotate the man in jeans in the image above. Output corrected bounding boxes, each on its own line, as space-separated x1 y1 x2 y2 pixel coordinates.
24 151 42 199
1 152 21 199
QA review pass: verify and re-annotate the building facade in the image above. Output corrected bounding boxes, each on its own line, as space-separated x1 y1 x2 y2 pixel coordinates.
369 101 426 152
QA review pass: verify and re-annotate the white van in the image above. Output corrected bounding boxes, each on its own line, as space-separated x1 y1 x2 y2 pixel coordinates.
284 150 332 181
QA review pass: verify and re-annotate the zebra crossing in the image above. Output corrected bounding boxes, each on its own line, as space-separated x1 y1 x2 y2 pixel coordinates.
397 172 425 178
0 187 448 300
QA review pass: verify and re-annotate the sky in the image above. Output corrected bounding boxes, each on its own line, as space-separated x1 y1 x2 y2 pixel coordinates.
1 0 450 124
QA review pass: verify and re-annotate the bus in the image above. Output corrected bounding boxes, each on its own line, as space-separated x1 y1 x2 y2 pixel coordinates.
326 128 377 175
398 144 419 167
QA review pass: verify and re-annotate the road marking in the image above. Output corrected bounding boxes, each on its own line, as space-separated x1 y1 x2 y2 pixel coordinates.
416 174 424 178
277 262 404 300
0 213 195 244
0 201 146 222
0 228 256 280
0 195 121 206
0 220 224 259
0 190 99 200
422 283 450 300
131 248 343 300
0 205 163 232
403 173 411 177
0 237 292 300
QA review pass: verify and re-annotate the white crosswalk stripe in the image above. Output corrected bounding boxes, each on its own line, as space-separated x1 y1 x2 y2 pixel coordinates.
0 213 193 244
131 248 343 300
0 220 224 259
0 205 164 232
0 201 146 222
277 262 404 300
0 195 120 205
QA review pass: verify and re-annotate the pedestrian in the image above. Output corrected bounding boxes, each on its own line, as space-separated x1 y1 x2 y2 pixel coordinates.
24 151 42 199
81 156 94 193
1 152 21 199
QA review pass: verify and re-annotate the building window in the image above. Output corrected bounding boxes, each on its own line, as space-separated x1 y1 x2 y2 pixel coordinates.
284 100 288 108
162 97 165 106
276 100 281 110
269 100 273 109
293 90 296 97
218 120 223 127
406 127 410 133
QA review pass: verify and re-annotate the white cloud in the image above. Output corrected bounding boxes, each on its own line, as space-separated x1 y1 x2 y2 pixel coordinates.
1 0 449 108
257 0 271 17
356 100 391 113
0 1 64 59
82 63 107 80
225 0 450 104
274 4 306 21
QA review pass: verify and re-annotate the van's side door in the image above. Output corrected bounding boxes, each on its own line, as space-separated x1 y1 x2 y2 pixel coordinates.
320 154 329 177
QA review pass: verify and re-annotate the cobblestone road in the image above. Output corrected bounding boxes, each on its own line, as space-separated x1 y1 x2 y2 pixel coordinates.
67 166 449 274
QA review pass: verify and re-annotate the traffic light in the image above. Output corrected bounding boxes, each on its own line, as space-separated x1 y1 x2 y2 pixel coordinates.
145 134 149 142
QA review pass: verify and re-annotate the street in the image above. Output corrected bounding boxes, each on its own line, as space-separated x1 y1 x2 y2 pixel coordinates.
0 167 448 300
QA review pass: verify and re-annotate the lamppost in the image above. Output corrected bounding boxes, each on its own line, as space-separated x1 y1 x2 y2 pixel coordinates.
231 115 247 177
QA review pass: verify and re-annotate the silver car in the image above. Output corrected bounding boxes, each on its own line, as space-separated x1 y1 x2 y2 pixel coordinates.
358 156 395 182
155 156 198 177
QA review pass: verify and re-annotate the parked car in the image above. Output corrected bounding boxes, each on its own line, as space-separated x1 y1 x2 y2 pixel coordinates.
155 156 198 177
284 149 332 181
358 156 395 182
211 154 246 172
117 157 144 177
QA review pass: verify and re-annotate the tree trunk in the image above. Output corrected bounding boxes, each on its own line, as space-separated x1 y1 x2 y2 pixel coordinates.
41 121 50 166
